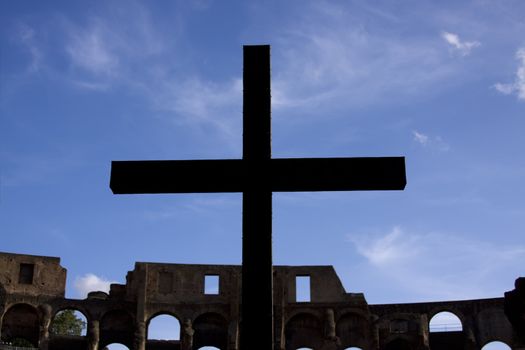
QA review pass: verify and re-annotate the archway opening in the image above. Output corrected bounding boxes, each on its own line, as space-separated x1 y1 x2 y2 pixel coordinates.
429 311 463 350
147 313 181 344
100 310 134 349
198 347 221 350
336 312 369 349
345 348 363 350
482 341 512 350
104 343 130 350
285 313 323 350
0 303 39 347
429 311 463 332
51 309 88 336
193 312 228 350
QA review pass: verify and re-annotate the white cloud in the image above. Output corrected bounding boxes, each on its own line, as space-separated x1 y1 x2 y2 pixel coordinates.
412 130 429 145
351 226 420 265
412 130 450 151
74 273 116 298
441 31 481 56
348 226 525 300
494 48 525 101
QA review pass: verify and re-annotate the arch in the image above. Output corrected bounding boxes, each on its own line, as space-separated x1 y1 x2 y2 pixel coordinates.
50 308 88 336
197 347 221 350
481 341 512 350
105 343 130 350
0 303 39 347
99 309 134 349
336 312 370 349
384 337 412 350
429 311 463 332
147 313 181 341
193 312 228 350
285 313 323 350
344 348 363 350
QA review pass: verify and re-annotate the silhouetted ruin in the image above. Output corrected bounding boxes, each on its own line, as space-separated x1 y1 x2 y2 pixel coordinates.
0 251 523 349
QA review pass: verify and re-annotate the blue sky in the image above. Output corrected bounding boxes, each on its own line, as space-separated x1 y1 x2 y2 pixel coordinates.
1 0 525 337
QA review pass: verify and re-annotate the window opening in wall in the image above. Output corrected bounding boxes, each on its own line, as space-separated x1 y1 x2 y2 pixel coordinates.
18 263 34 284
429 311 463 332
204 275 219 295
296 275 311 302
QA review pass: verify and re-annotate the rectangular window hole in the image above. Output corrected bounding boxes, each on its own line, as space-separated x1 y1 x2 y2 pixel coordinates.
296 275 310 302
19 263 34 285
204 275 219 295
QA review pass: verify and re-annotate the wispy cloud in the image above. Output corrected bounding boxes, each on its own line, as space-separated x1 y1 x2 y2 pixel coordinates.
143 196 239 221
74 273 116 298
151 77 242 139
412 130 450 151
412 130 429 145
65 20 120 77
59 1 167 90
14 23 42 73
494 48 525 101
348 226 525 300
270 3 464 115
441 31 481 56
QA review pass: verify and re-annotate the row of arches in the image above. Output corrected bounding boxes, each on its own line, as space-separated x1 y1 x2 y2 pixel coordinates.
0 303 229 349
295 343 510 350
1 304 514 350
103 346 221 350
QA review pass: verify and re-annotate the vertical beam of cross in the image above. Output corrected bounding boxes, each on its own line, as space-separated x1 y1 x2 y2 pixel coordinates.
109 44 407 350
241 45 273 349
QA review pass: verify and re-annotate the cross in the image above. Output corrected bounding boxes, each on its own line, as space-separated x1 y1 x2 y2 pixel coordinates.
110 45 406 350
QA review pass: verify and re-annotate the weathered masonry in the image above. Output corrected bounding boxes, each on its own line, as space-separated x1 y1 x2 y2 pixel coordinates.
0 251 523 350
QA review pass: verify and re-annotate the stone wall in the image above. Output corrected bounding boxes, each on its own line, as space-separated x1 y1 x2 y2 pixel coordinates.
0 252 522 350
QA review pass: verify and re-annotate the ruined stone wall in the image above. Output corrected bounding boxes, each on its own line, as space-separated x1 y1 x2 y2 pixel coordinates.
0 252 522 350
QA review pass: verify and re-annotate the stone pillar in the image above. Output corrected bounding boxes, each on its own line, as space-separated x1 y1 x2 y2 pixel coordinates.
38 304 52 350
463 317 477 350
87 320 100 350
134 264 148 350
419 314 430 350
181 318 194 350
371 315 381 350
228 320 239 350
134 320 146 350
321 309 340 350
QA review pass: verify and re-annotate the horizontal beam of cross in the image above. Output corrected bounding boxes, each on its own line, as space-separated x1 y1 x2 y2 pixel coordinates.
110 157 406 194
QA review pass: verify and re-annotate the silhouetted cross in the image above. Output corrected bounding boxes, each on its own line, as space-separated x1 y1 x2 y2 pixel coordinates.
110 45 406 350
